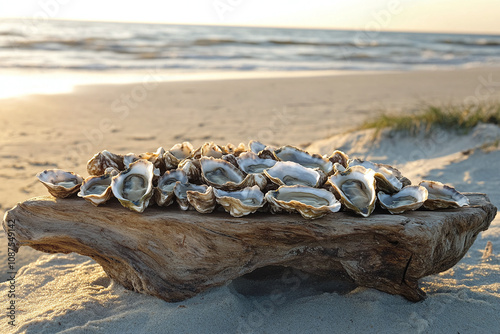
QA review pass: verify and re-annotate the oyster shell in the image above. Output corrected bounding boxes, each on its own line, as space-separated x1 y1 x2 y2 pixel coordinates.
378 185 428 214
111 160 154 212
419 180 470 210
124 147 165 169
36 169 84 198
249 140 277 160
190 142 225 159
328 150 349 170
155 169 188 206
178 158 202 184
237 151 277 174
274 145 333 174
265 185 341 219
78 173 114 206
163 142 194 170
222 142 247 157
200 157 262 190
237 151 277 189
328 165 377 217
173 182 215 212
348 159 404 193
249 140 267 154
87 150 124 176
214 185 265 217
264 161 326 188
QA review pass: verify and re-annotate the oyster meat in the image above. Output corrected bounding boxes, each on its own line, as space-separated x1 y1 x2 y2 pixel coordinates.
329 165 377 217
265 185 341 219
111 160 154 212
37 169 84 198
378 185 428 214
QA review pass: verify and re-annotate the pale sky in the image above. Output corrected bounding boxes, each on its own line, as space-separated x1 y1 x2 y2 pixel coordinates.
0 0 499 34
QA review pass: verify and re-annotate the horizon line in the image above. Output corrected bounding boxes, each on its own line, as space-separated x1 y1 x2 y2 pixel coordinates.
2 16 500 36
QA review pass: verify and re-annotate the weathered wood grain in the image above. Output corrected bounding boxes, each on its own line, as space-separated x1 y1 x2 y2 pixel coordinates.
2 193 496 302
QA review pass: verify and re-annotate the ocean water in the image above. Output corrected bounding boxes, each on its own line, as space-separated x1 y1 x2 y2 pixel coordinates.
0 19 499 73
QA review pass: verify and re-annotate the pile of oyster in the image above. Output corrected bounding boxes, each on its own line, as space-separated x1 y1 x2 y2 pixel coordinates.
36 141 470 219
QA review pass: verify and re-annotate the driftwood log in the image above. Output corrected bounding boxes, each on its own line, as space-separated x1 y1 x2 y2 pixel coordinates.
2 193 496 302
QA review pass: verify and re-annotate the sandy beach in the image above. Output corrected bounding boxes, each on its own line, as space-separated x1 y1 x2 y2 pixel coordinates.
1 67 500 333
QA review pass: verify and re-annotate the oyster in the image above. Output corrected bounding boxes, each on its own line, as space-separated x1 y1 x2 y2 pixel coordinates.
264 161 326 188
163 142 194 170
36 169 84 198
87 150 124 176
190 142 225 159
328 165 377 217
123 147 165 170
249 140 267 154
222 142 247 157
249 140 276 160
328 150 349 170
78 173 113 206
155 169 188 206
173 182 215 213
237 152 277 189
111 159 154 212
378 185 428 214
178 158 201 184
348 159 404 193
265 185 341 219
237 151 277 174
274 145 333 174
419 180 469 210
214 185 265 217
200 157 261 190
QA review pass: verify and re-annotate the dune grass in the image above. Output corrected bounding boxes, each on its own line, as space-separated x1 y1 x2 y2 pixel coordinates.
361 103 500 135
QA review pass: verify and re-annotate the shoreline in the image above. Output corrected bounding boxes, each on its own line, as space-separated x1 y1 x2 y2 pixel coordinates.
1 65 499 99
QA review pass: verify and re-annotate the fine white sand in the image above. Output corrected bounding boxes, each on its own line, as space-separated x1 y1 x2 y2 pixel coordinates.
1 69 499 333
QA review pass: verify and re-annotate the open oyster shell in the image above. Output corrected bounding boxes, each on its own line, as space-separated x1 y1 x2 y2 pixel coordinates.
163 142 194 170
155 169 188 206
419 180 469 210
200 157 262 190
328 165 377 217
111 159 154 213
87 150 124 176
378 185 428 214
173 182 215 212
348 159 406 193
274 145 333 174
213 185 265 217
37 169 84 198
264 161 326 188
265 185 341 219
78 173 114 206
237 152 277 174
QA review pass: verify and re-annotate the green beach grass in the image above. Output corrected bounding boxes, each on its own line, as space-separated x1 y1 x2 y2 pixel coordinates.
361 103 500 135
